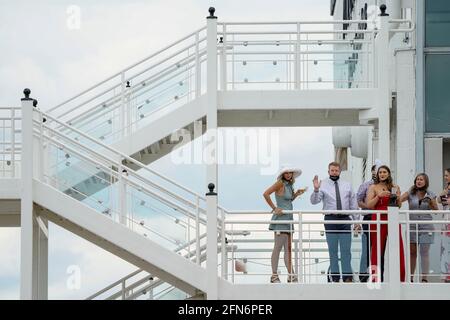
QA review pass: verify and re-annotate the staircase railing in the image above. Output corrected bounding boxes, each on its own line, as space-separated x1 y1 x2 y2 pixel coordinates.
0 106 21 178
218 19 412 91
33 108 215 259
43 18 413 149
88 236 238 300
86 233 207 300
47 27 208 145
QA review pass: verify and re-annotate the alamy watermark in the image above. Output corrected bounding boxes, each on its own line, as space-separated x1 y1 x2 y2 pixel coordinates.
66 5 81 30
169 128 280 175
66 265 81 290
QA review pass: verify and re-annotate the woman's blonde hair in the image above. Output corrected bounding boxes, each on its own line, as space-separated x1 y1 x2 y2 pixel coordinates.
277 172 295 185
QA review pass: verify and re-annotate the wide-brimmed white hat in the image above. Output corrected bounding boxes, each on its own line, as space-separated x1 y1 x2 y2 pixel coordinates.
277 165 302 181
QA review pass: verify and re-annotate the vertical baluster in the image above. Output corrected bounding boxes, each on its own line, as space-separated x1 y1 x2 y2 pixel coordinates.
221 208 226 279
195 32 201 98
10 107 15 177
298 211 303 282
196 196 200 265
295 22 301 90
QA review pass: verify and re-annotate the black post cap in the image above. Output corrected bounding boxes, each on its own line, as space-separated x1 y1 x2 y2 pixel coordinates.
207 7 217 19
21 88 32 101
379 4 389 16
206 183 217 196
126 81 131 88
33 99 38 108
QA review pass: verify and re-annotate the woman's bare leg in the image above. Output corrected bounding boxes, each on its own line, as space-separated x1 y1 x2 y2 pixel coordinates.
419 244 430 282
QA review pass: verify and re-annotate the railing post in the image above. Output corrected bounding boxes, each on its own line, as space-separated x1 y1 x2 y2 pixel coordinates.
377 4 391 166
206 6 219 301
297 212 303 282
220 208 226 279
195 32 201 98
10 106 16 176
387 205 401 299
195 196 201 265
20 89 48 300
120 72 126 139
206 183 218 300
121 280 126 300
294 22 301 90
405 210 411 283
37 109 44 182
118 164 128 226
20 88 34 300
220 25 227 91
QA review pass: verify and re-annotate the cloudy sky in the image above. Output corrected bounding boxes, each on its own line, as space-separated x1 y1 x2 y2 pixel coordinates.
0 0 334 299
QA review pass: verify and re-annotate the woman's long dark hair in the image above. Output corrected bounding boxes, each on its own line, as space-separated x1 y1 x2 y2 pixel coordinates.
375 165 394 191
409 173 429 195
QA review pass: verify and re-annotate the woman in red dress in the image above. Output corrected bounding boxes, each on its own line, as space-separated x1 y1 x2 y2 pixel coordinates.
366 165 405 282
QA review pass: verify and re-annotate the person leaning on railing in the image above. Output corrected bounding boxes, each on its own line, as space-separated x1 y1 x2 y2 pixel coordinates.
399 173 438 283
263 165 306 284
437 168 450 283
366 165 405 283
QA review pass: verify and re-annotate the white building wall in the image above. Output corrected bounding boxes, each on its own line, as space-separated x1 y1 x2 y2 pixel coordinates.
395 50 416 192
425 138 444 195
331 0 417 189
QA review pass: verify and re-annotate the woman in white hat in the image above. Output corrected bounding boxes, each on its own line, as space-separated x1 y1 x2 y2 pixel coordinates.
263 165 306 283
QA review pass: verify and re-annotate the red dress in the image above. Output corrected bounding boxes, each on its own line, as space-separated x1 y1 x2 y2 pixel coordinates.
370 195 406 282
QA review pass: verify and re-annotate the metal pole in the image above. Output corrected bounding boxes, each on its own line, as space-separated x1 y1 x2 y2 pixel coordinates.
298 212 303 282
220 24 227 91
221 208 226 279
196 196 201 265
405 210 411 282
10 107 15 176
295 23 301 89
120 72 126 139
376 212 381 283
118 164 127 225
195 32 201 98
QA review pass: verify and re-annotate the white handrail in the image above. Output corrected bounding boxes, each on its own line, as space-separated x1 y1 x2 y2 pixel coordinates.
218 20 382 25
88 233 209 300
47 26 207 114
35 110 205 200
34 124 207 225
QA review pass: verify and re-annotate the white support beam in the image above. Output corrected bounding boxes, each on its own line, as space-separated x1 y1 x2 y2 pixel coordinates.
219 89 377 110
20 91 48 300
20 92 34 300
33 211 48 300
206 7 218 301
376 10 391 166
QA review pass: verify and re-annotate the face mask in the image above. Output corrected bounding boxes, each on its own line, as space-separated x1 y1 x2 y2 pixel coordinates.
329 175 340 182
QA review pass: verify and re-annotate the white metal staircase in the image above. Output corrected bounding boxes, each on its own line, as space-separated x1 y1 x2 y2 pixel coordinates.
7 6 448 301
